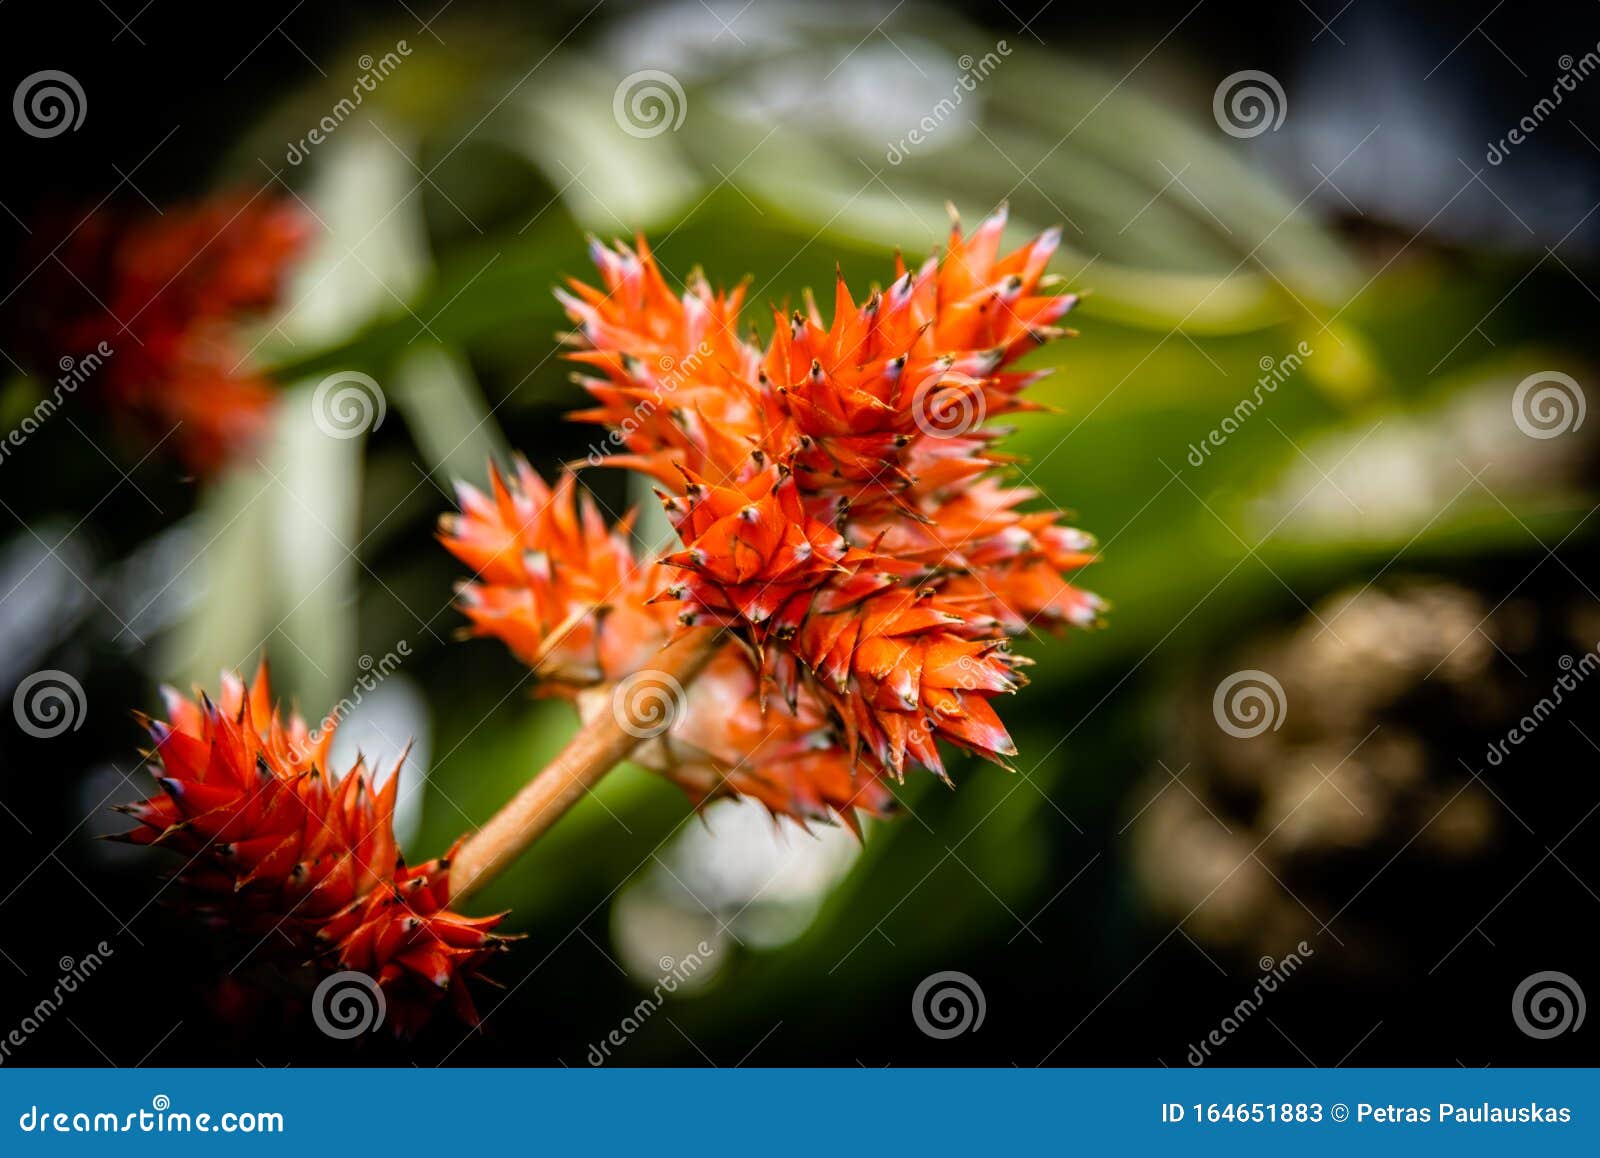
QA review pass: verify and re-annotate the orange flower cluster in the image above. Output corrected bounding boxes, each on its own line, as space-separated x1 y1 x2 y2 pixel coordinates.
14 193 309 474
115 663 507 1034
440 462 894 825
443 207 1101 821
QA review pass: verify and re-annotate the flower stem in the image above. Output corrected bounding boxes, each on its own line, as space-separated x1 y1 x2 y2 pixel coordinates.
449 624 724 903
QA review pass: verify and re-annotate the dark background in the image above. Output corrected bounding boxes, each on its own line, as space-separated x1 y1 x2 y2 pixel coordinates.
1 0 1597 1067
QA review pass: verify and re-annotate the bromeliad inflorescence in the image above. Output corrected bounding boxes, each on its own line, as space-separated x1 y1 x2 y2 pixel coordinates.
438 205 1104 886
122 205 1104 1035
439 464 896 826
116 662 509 1035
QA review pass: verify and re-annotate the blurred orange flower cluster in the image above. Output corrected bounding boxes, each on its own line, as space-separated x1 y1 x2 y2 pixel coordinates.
13 194 309 474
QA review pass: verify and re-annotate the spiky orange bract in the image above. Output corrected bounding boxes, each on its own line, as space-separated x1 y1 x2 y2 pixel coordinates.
442 464 666 691
117 662 506 1034
10 193 310 475
556 242 762 487
560 207 1104 780
439 459 894 825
